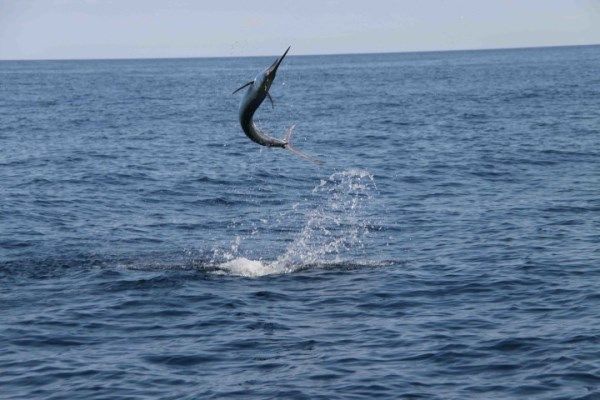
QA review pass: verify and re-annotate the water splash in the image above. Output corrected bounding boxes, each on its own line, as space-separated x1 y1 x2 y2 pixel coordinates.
215 169 376 277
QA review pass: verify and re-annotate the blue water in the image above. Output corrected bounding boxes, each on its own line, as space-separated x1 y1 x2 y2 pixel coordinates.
1 45 599 399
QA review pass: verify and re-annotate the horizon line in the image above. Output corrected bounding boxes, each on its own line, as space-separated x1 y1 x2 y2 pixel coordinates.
1 42 598 62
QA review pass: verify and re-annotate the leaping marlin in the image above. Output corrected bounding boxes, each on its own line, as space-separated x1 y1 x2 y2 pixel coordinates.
233 46 322 165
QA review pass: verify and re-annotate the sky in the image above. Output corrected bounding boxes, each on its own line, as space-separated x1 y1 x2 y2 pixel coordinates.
1 0 599 60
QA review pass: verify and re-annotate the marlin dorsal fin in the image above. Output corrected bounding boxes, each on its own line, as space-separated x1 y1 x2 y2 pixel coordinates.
232 81 253 94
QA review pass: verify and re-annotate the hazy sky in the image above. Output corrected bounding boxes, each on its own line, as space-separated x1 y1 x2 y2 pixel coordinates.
1 0 599 60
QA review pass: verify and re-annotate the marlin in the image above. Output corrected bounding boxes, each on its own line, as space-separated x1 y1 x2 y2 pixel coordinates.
233 46 322 164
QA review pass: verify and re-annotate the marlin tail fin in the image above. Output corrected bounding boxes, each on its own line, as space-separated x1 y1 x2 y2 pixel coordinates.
283 125 323 166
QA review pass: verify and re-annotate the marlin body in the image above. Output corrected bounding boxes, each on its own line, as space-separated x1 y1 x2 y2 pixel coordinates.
233 46 321 164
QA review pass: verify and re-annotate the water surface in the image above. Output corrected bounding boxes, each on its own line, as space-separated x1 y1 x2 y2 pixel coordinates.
1 45 599 399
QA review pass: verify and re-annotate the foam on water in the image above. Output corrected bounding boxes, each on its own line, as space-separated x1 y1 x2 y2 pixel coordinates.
217 257 274 277
215 169 376 277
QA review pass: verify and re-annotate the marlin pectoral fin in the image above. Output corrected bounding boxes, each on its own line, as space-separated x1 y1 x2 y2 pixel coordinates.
232 81 253 94
266 92 274 109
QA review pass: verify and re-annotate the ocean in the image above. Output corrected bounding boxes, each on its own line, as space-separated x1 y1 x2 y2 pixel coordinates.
1 45 599 399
